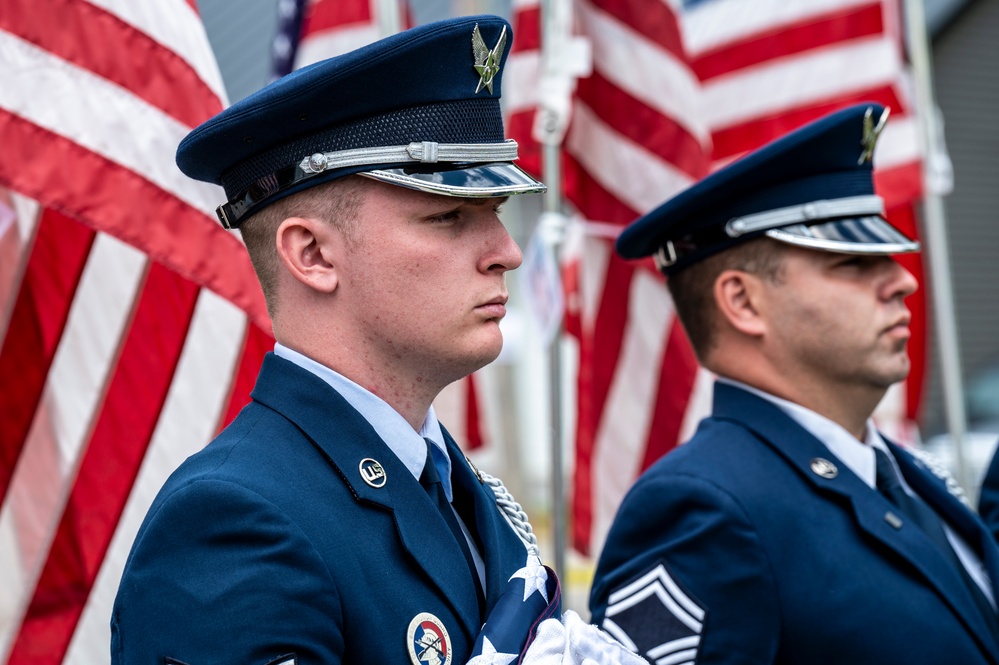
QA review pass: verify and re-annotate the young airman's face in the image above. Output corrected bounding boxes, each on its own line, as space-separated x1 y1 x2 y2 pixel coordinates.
335 180 522 389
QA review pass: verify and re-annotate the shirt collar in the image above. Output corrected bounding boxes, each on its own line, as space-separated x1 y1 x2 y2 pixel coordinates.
273 343 452 497
717 377 891 488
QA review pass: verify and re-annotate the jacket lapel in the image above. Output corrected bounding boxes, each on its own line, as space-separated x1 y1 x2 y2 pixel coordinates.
714 382 999 661
250 354 482 639
441 428 530 613
893 445 999 633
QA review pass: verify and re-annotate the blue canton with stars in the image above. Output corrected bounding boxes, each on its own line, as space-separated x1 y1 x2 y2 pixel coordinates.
469 555 562 663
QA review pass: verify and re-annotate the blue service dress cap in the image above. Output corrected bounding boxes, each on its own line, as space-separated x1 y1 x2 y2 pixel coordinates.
615 103 919 274
176 15 545 229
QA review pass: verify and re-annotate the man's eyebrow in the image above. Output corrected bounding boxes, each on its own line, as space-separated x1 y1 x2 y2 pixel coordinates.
460 196 510 206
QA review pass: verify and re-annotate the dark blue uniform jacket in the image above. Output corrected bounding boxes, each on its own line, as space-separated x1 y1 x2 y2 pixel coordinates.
978 447 999 543
111 353 527 664
591 382 999 665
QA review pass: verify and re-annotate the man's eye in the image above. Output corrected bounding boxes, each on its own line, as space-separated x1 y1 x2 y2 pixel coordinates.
427 210 461 223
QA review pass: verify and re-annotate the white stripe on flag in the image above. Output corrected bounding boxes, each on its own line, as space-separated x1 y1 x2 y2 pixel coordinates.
678 367 715 446
65 287 248 664
567 103 695 215
0 233 147 658
875 116 921 169
592 269 676 550
0 29 223 218
295 23 382 66
682 0 877 56
578 234 614 336
503 50 541 116
578 0 708 146
700 37 904 130
85 0 227 101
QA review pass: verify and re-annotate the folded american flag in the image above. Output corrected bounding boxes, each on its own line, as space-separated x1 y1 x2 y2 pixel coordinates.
469 555 562 663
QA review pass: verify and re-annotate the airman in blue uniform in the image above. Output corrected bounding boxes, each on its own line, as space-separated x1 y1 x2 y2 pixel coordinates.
111 15 546 664
589 104 999 664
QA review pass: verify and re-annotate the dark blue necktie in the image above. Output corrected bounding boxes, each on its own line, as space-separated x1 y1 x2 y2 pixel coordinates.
420 438 485 612
874 447 998 634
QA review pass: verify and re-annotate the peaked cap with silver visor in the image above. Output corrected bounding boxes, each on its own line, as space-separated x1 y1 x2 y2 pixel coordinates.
615 103 920 275
175 16 545 229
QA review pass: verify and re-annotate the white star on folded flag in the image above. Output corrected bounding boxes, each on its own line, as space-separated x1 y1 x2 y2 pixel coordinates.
468 555 562 662
511 556 550 602
474 636 518 665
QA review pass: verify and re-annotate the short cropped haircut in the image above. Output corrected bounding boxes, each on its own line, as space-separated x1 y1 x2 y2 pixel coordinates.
667 236 787 361
239 175 366 319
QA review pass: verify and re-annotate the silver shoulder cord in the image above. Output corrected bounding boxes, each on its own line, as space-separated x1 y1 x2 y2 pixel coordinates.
479 470 540 557
909 448 971 507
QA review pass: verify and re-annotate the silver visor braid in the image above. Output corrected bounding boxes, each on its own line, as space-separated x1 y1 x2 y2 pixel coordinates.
300 139 521 173
217 139 525 229
725 195 885 238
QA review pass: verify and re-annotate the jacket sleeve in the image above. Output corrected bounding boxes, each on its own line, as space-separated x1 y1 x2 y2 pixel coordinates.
978 444 999 541
111 479 344 665
588 470 780 665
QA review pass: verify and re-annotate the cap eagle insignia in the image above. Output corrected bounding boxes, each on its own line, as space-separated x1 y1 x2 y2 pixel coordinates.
859 105 890 165
472 24 507 94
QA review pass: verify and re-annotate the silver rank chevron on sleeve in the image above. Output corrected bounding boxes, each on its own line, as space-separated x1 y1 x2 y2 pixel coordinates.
600 562 705 665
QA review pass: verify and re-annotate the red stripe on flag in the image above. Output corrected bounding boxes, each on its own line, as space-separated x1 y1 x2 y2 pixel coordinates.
511 5 541 53
640 319 698 472
464 373 485 450
302 0 373 36
709 85 905 162
692 3 885 82
0 110 270 331
2 0 223 128
576 74 708 181
7 263 201 664
587 0 685 62
505 111 542 180
570 250 636 554
0 211 95 504
888 203 926 420
218 322 273 432
566 258 596 553
875 161 923 210
563 153 639 227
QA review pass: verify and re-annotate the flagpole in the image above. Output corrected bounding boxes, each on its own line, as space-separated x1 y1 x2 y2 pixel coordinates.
539 0 568 579
902 0 970 492
376 0 403 36
534 0 591 578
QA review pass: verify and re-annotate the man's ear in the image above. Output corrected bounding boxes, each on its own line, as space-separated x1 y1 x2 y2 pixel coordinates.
714 269 767 338
274 217 339 293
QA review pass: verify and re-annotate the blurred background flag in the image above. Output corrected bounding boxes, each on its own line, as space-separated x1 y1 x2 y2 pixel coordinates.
0 0 273 661
291 0 411 68
505 0 927 557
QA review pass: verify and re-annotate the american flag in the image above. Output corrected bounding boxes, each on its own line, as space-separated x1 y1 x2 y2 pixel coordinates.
505 0 926 556
292 0 410 67
467 555 562 662
0 1 273 661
